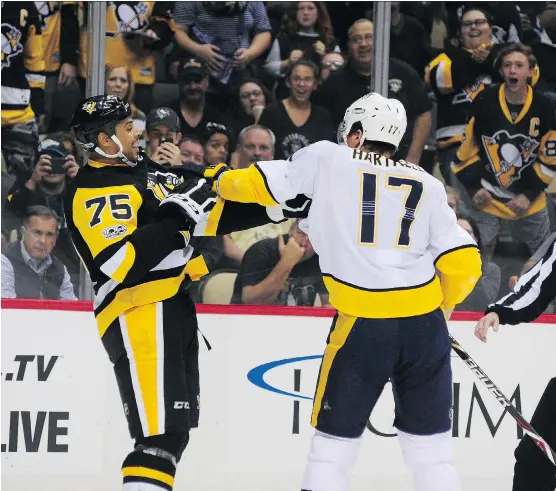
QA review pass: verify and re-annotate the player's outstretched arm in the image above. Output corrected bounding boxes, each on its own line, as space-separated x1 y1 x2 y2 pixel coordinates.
210 142 326 206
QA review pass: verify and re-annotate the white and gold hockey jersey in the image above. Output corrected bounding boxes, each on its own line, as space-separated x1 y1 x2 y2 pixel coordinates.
215 141 482 318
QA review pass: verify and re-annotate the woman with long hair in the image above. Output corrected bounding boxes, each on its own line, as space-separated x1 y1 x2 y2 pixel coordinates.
264 2 339 98
258 59 334 160
104 65 147 133
235 78 274 135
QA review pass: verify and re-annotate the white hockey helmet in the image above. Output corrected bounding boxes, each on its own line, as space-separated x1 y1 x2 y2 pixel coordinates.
337 92 407 150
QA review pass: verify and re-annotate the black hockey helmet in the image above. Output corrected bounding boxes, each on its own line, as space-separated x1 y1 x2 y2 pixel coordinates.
71 95 135 166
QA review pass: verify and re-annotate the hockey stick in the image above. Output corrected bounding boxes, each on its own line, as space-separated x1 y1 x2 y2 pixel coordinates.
449 334 556 466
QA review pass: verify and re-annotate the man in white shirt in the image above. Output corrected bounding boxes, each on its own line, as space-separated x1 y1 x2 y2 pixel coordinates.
203 93 482 491
2 205 76 300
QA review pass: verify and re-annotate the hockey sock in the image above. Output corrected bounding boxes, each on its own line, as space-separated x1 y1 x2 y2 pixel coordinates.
398 429 461 491
122 445 177 491
301 429 362 491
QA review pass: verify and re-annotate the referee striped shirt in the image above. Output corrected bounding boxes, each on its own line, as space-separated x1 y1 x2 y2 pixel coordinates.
486 235 556 325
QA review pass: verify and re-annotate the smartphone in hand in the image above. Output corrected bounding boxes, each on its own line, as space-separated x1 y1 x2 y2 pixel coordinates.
49 157 67 175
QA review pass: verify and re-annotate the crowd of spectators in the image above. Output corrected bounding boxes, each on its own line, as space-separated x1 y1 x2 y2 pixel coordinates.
2 1 556 313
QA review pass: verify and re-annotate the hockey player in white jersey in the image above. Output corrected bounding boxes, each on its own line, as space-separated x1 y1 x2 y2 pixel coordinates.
206 93 482 491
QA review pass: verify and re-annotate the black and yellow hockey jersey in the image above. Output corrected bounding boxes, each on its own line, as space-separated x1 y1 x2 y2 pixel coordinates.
452 83 556 219
425 43 540 150
64 157 293 337
35 2 79 73
1 2 45 126
78 1 175 86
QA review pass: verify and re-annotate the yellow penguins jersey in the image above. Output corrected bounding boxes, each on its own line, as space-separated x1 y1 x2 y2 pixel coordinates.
78 2 175 86
425 43 540 150
215 141 482 318
1 2 45 126
452 84 556 219
64 156 291 337
35 2 79 73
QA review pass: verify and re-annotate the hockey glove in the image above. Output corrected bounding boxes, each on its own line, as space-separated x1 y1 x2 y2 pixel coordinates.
266 194 312 222
158 178 217 229
202 163 229 192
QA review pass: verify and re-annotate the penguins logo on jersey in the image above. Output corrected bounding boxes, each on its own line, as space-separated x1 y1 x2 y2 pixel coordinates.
481 130 540 188
452 76 491 105
1 23 23 69
147 171 184 202
107 2 149 38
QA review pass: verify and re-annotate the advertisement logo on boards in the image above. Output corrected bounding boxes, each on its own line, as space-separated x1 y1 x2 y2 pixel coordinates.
247 355 525 439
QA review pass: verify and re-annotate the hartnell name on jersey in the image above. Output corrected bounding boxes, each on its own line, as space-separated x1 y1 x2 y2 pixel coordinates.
352 149 425 172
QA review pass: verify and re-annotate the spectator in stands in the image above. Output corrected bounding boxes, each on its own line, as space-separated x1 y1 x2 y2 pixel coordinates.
259 59 334 160
264 2 339 98
1 205 76 300
428 3 450 53
188 121 243 273
179 136 204 166
144 107 183 167
530 8 556 103
231 219 329 307
78 3 175 113
446 185 461 215
319 51 344 82
170 58 231 140
455 215 501 311
235 78 273 134
452 44 556 258
446 3 522 44
426 7 502 186
173 1 271 103
40 2 81 133
105 65 147 134
227 124 293 254
2 136 80 290
201 122 231 166
1 3 44 180
318 19 432 164
231 124 275 170
389 1 432 77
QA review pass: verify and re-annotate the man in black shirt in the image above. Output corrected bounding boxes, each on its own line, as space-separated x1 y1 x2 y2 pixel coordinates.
317 19 432 164
170 58 232 140
390 1 432 77
232 219 329 307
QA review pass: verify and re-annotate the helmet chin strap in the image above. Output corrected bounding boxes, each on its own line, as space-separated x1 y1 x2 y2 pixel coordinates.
94 135 137 167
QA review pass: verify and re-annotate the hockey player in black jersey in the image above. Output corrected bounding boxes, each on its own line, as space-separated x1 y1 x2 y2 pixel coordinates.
452 43 556 256
65 95 310 491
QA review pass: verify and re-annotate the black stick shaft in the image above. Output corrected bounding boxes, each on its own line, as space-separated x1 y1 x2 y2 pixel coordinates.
450 334 556 466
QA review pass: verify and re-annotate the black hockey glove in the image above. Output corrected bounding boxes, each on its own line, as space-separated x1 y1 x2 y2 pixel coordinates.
157 177 217 229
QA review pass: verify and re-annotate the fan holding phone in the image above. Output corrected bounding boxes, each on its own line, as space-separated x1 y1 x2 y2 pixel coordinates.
25 138 79 193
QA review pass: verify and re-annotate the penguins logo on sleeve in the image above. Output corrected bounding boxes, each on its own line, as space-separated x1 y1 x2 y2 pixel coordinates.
1 24 23 69
482 130 540 188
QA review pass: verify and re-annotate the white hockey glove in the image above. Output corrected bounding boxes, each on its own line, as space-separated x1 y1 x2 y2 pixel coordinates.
158 178 217 230
266 194 312 222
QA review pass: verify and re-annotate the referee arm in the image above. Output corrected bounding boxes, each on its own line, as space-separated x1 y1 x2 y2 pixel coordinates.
475 235 556 342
